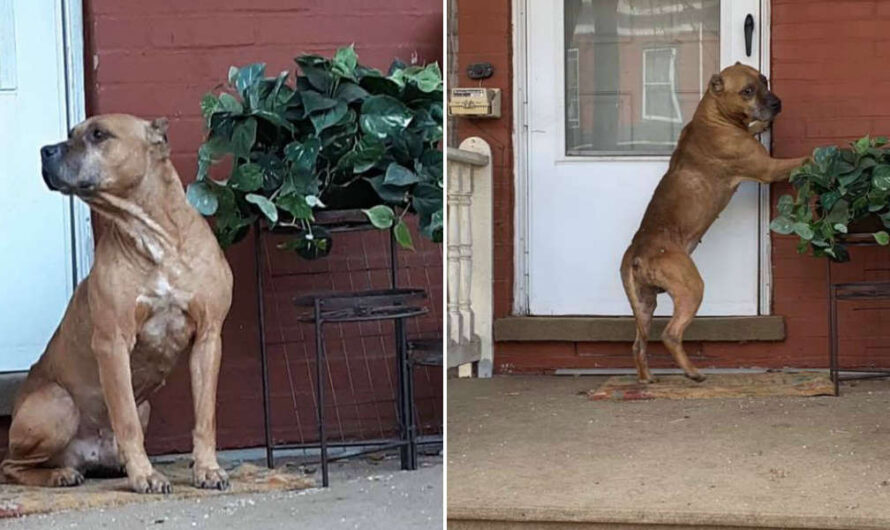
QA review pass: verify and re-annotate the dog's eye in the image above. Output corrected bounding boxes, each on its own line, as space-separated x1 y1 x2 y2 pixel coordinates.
741 87 754 97
90 128 108 143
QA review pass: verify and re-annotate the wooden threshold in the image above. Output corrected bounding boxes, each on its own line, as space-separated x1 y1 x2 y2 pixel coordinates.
494 316 785 342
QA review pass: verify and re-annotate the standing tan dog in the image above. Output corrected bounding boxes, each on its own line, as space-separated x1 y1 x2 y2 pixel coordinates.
0 115 232 493
620 63 806 384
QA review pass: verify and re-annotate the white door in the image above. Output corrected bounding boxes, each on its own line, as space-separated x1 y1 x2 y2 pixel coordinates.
527 0 765 316
0 0 86 371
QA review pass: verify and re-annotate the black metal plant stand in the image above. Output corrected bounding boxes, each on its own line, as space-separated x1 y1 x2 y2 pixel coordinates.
254 210 427 486
827 233 890 395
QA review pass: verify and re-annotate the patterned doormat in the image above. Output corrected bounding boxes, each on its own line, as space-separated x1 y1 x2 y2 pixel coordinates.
589 371 835 401
0 460 314 518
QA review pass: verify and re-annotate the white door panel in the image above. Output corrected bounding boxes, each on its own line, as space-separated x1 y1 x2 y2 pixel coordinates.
527 0 762 316
0 0 76 371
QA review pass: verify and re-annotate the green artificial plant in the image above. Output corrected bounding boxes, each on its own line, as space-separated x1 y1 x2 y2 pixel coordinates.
186 45 443 258
770 135 890 262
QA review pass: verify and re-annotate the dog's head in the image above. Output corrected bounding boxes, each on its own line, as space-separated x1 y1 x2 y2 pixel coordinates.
41 114 169 198
708 62 781 133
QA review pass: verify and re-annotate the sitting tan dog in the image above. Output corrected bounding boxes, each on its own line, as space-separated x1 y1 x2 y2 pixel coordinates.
0 115 232 493
621 63 806 384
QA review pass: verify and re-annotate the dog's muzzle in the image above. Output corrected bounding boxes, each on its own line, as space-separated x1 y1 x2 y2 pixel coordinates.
40 142 67 191
41 142 93 195
766 93 782 115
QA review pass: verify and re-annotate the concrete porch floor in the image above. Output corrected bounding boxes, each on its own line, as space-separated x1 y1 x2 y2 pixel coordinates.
448 375 890 530
2 454 442 529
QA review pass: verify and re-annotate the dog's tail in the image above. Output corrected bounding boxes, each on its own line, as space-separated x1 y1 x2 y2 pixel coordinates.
620 250 644 319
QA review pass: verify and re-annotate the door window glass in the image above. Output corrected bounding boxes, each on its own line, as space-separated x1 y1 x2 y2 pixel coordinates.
564 0 720 155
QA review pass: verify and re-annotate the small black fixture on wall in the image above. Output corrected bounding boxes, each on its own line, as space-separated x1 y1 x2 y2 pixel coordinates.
466 62 494 80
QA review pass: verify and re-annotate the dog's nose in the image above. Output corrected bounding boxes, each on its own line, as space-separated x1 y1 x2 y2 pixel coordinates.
41 143 65 161
768 95 782 113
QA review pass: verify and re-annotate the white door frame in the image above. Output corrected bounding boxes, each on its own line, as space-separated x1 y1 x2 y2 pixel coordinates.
512 0 773 316
0 0 90 387
61 0 93 283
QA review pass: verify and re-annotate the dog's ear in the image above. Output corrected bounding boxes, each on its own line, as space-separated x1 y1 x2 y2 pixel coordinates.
709 74 724 95
147 118 170 158
148 118 169 144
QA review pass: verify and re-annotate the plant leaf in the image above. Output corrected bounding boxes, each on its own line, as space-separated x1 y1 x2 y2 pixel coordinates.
284 138 322 173
250 109 294 131
873 164 890 191
776 194 794 216
230 163 264 191
231 118 257 160
853 135 870 155
186 181 219 216
335 82 369 103
349 137 386 174
825 199 850 225
420 209 443 242
332 44 358 80
411 182 442 217
302 91 338 114
276 194 314 221
232 63 266 99
820 190 840 212
218 93 243 114
295 54 334 93
196 136 230 180
200 93 219 124
813 145 839 173
384 162 421 186
246 193 278 224
769 216 794 235
393 219 415 250
363 204 395 229
792 222 814 240
366 176 408 203
360 95 413 139
310 101 348 134
875 231 890 245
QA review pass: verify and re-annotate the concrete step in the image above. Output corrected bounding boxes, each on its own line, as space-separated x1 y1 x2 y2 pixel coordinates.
448 506 890 530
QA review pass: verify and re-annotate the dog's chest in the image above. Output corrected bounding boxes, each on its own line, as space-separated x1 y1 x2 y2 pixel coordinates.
133 272 196 384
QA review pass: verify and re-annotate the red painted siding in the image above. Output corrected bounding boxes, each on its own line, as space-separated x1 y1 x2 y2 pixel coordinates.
455 0 890 374
454 0 514 319
79 0 443 454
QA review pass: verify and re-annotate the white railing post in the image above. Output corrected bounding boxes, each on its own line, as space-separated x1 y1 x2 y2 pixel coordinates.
447 162 463 350
446 137 493 378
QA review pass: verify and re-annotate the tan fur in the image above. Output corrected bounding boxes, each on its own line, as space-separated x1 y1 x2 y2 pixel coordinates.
2 114 233 493
620 64 807 384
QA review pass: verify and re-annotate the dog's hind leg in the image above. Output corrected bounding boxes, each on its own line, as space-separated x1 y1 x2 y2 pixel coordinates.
631 288 658 383
1 383 82 487
654 252 706 382
622 262 658 383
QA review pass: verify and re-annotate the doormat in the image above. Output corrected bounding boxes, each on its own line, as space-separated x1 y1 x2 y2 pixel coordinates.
589 371 835 401
0 459 314 519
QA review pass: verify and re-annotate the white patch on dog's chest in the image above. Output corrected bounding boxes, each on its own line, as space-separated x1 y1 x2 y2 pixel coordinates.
136 273 194 348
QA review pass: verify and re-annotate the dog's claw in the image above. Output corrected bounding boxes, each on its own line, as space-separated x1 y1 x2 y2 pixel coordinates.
49 468 84 487
130 470 172 494
193 466 229 491
638 377 658 384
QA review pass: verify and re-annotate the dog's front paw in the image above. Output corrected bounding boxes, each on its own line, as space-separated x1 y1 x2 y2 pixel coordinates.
193 465 229 491
685 371 707 383
130 470 172 494
638 376 658 384
49 467 84 488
